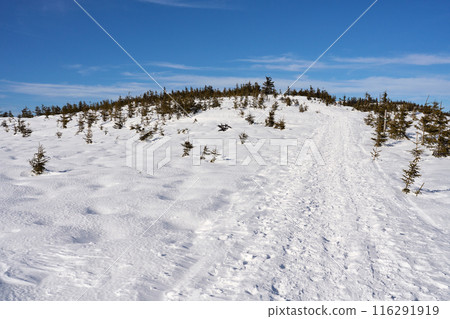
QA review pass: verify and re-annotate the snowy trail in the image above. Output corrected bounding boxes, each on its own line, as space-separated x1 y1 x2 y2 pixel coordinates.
160 107 450 301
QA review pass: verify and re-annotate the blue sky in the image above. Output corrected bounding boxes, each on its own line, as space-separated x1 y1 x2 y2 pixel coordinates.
1 0 450 113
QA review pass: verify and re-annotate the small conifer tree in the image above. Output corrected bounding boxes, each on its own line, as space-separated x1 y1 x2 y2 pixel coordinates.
84 128 93 144
76 114 85 134
265 110 275 127
17 117 32 137
258 95 265 108
388 107 412 140
86 111 98 128
402 138 423 194
200 146 210 160
59 113 71 129
29 144 50 175
431 107 450 157
262 76 275 95
364 113 376 127
372 113 388 147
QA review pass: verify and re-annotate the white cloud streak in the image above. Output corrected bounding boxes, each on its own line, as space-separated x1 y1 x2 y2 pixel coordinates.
151 62 201 70
1 80 154 99
2 75 450 105
139 0 228 9
333 54 450 66
239 53 450 72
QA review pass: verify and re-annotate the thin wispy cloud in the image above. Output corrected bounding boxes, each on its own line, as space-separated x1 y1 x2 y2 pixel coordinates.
333 54 450 66
1 80 153 99
65 64 104 76
151 62 201 70
239 55 334 71
139 0 229 9
240 53 450 72
2 73 450 107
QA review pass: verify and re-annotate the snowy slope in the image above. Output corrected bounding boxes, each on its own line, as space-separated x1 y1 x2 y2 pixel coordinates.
0 97 449 300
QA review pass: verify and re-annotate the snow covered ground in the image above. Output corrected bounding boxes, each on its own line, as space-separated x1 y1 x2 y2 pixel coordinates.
0 97 449 300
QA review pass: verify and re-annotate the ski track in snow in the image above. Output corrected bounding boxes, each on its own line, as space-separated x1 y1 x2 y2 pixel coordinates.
0 98 449 300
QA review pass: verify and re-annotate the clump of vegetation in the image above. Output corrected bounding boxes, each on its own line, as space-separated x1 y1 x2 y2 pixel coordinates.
1 120 9 132
181 140 194 157
364 112 376 126
140 129 154 141
274 119 286 130
29 144 50 175
299 104 308 112
210 148 220 163
388 107 412 140
177 128 189 134
370 146 381 161
113 110 126 129
17 117 32 137
218 123 231 132
239 132 248 144
245 113 255 125
56 131 62 138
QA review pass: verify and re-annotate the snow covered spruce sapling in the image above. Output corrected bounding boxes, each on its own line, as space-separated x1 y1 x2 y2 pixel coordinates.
84 127 93 144
265 110 275 127
401 138 423 194
371 112 388 148
17 117 32 137
430 107 450 157
387 107 412 140
59 112 71 129
262 76 276 95
29 144 50 175
200 146 210 161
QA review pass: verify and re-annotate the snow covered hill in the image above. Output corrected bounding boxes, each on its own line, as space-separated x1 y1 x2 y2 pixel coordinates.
0 97 449 300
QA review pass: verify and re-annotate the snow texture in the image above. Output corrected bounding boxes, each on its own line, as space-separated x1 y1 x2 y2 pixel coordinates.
0 97 448 300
